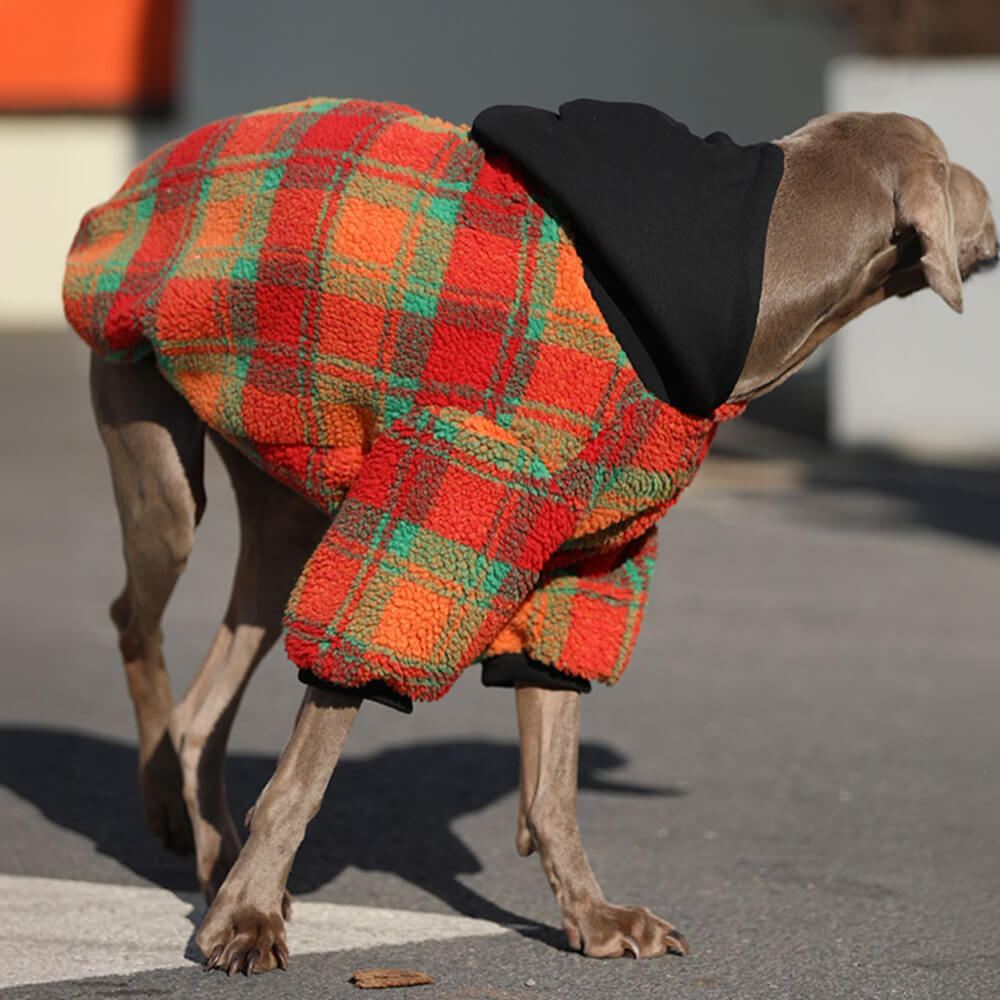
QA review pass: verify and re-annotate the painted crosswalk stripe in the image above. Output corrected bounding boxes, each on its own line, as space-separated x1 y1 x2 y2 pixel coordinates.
0 873 509 988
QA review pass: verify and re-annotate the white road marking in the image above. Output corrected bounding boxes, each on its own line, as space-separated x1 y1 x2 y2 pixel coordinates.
0 874 509 988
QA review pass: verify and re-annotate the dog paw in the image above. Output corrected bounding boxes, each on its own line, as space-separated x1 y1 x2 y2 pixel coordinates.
565 903 689 959
202 874 292 927
197 904 289 975
140 734 193 855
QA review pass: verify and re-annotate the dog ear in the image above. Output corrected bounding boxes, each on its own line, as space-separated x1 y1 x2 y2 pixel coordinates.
895 161 964 313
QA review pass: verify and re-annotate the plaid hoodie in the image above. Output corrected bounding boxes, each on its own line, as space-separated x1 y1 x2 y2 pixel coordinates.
64 97 744 703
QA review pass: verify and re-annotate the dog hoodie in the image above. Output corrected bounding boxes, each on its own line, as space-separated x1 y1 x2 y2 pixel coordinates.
64 98 782 707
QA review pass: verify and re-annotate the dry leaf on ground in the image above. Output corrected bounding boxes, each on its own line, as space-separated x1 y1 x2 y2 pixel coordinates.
351 968 434 989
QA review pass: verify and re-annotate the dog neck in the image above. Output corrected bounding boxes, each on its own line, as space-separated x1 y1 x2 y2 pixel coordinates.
730 128 905 402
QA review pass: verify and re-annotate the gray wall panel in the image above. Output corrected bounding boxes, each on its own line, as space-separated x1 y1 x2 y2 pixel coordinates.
141 0 850 154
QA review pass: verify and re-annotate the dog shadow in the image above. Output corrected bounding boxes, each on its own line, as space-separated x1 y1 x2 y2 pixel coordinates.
0 726 682 943
733 387 1000 550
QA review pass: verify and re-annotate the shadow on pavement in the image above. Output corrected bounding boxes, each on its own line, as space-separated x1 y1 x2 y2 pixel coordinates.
0 726 682 944
715 415 1000 549
803 450 1000 548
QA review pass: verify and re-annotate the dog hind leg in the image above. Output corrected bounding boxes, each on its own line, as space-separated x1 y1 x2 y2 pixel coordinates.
90 354 206 853
515 685 689 959
169 433 330 903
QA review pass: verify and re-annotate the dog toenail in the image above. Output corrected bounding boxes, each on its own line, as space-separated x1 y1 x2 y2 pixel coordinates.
668 932 690 956
274 942 289 970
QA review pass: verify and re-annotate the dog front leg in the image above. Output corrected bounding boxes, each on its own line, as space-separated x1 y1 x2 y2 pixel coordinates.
196 686 361 975
515 685 689 959
170 434 331 905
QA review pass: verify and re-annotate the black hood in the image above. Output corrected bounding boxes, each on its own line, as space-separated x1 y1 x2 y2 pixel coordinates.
471 100 784 417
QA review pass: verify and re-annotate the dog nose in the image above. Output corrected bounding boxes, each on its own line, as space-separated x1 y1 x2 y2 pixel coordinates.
979 214 998 263
976 236 999 268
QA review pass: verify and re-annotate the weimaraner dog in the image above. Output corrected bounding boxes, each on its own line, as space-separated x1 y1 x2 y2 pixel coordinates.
76 107 996 974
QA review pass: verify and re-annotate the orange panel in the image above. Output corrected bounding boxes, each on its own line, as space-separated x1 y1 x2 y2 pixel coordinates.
0 0 179 111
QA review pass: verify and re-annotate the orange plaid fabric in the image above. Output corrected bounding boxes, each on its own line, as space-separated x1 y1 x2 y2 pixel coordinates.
64 98 744 701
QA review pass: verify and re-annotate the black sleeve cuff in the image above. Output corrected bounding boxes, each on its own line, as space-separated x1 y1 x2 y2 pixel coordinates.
297 669 414 714
480 653 591 693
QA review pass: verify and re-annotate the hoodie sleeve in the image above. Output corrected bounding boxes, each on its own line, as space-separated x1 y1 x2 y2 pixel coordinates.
483 525 659 686
282 406 589 701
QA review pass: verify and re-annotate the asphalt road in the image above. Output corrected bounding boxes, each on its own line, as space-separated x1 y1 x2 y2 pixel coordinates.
2 331 1000 999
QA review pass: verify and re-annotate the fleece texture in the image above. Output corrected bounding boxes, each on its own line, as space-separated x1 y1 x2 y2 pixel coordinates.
64 97 744 703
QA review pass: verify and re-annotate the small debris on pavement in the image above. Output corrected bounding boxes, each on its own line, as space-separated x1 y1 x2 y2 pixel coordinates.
351 968 434 989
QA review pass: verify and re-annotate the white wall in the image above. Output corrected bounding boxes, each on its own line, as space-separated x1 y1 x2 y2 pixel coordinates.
0 118 136 328
828 57 1000 459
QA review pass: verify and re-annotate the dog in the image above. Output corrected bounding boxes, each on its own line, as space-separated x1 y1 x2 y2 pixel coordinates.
64 100 996 974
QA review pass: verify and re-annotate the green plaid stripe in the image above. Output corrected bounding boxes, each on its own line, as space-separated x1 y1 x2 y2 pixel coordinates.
64 97 740 700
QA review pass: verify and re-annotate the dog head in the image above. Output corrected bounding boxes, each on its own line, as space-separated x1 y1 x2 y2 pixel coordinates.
731 111 997 401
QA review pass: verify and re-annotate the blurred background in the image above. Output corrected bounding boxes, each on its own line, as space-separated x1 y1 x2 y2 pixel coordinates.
2 4 1000 995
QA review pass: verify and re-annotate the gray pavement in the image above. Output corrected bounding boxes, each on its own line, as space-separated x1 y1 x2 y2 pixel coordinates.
2 330 1000 999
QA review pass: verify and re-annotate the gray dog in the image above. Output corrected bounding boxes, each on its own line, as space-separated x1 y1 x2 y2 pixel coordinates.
66 101 996 973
